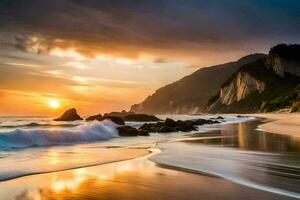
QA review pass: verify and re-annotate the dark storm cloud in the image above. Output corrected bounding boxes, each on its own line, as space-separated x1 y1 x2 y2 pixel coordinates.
0 0 300 58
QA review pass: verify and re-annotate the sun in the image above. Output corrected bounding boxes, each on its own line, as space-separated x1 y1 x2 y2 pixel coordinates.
49 100 60 109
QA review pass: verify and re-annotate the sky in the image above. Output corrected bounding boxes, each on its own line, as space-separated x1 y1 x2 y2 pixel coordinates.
0 0 300 116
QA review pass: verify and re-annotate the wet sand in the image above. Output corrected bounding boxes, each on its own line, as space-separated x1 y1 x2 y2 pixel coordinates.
237 113 300 137
0 147 149 181
0 148 297 200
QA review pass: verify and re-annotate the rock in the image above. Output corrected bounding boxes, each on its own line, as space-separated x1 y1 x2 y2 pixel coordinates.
54 108 83 121
209 116 224 120
117 126 139 136
192 119 208 125
86 114 102 121
176 120 198 132
165 118 177 127
266 44 300 77
139 119 203 133
100 116 125 125
123 114 162 122
137 129 150 136
158 126 176 133
139 123 161 133
104 110 135 117
117 126 149 136
220 71 266 106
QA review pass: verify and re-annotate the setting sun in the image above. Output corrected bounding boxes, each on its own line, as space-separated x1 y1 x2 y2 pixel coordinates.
49 100 60 109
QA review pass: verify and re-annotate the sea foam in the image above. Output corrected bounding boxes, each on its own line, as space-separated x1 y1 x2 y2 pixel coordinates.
0 120 119 149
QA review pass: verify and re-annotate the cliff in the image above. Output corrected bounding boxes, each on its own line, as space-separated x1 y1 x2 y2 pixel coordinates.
130 54 265 114
266 44 300 77
131 44 300 114
208 52 300 113
219 72 266 105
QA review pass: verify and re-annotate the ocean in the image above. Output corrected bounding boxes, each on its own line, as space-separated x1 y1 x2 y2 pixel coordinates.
0 115 299 199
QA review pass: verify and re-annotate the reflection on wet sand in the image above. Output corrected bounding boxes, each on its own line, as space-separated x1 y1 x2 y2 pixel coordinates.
0 147 149 181
0 149 295 200
190 120 300 152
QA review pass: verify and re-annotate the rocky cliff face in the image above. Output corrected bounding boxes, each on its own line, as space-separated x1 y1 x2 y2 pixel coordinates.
266 44 300 77
208 48 300 114
220 72 266 105
131 54 265 114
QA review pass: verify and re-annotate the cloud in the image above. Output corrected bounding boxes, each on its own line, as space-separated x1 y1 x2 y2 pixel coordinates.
0 63 76 93
1 0 300 65
1 0 300 115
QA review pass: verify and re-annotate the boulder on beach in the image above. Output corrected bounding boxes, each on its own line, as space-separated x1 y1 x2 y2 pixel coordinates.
123 114 162 122
54 108 83 121
85 114 103 121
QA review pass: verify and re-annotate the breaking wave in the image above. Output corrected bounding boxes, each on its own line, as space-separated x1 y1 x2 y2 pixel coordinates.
0 120 119 149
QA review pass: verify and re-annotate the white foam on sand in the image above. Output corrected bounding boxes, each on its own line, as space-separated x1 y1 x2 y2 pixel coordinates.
151 142 300 199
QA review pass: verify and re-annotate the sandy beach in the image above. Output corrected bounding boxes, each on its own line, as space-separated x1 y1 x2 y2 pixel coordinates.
0 148 296 200
241 113 300 138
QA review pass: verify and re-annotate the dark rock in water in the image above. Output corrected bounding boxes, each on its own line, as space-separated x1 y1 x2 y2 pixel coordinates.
177 120 198 132
104 110 135 117
86 114 103 121
237 115 243 118
165 118 177 127
27 122 41 127
117 126 139 136
210 116 224 120
137 129 150 136
123 114 162 122
159 126 176 133
192 119 209 125
117 126 149 136
139 123 159 133
100 116 125 125
138 117 220 134
54 108 83 121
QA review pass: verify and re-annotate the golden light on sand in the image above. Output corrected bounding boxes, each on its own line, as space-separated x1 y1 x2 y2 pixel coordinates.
49 100 60 109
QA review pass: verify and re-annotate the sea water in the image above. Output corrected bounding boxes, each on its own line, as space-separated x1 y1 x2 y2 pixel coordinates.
0 115 299 198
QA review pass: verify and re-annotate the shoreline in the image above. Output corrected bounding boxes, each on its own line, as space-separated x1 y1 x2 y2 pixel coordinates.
0 147 295 200
236 113 300 138
0 147 150 182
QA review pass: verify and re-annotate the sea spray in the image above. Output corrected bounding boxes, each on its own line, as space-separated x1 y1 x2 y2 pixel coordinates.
0 120 119 149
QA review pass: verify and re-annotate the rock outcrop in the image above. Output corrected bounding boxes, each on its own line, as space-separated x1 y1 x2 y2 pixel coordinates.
130 54 265 114
117 126 149 137
54 108 83 121
139 118 219 133
86 114 125 125
266 44 300 77
220 72 266 105
123 114 162 122
85 114 102 121
99 116 125 125
104 110 135 117
208 47 300 113
86 112 161 124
